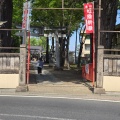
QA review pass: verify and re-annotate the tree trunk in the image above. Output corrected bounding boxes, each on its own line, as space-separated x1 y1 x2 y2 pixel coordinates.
64 36 70 69
46 37 49 63
59 37 65 68
0 0 4 48
101 0 118 49
94 0 118 49
77 26 86 68
2 0 13 47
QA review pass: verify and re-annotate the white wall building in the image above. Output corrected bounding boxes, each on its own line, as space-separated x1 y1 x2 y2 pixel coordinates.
81 34 90 57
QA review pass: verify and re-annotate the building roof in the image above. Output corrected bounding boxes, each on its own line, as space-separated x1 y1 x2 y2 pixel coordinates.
27 46 43 53
30 46 42 50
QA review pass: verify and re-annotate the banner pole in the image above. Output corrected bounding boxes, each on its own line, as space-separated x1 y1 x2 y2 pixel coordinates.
27 31 30 84
92 1 95 87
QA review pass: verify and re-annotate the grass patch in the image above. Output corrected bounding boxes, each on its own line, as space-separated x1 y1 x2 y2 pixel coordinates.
70 64 82 70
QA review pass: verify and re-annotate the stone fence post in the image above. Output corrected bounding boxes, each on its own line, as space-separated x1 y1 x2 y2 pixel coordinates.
16 44 27 92
19 44 26 85
94 45 105 94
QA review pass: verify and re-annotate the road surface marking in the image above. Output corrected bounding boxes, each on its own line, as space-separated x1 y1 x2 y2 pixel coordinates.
0 113 76 120
0 94 120 103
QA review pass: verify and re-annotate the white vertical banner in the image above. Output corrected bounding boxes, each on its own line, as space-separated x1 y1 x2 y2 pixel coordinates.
27 1 31 31
22 1 31 30
22 2 27 29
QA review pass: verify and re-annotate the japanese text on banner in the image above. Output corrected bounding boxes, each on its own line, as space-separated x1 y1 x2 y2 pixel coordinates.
84 3 94 33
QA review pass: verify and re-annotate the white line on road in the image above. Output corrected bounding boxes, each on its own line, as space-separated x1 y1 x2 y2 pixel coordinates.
0 113 76 120
0 94 120 103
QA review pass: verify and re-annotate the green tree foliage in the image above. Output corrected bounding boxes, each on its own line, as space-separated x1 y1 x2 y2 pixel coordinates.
28 37 46 50
37 37 46 50
10 0 25 47
29 38 37 46
31 0 84 35
12 0 25 27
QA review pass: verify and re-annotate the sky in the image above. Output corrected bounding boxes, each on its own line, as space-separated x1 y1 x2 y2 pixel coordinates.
116 10 120 25
69 31 79 51
69 10 120 52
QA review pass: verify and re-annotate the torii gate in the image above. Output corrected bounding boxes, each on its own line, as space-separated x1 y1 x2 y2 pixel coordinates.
44 27 66 68
22 0 104 93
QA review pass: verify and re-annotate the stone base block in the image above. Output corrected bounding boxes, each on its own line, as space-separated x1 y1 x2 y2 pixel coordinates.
0 74 19 88
94 88 105 94
16 85 28 92
103 76 120 91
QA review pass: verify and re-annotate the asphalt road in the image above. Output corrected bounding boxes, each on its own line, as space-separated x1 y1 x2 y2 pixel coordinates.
0 95 120 120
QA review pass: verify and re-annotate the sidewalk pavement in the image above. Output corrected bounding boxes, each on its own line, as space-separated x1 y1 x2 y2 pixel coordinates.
0 61 120 101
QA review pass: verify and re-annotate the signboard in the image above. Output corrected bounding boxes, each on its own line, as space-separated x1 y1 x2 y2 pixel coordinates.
82 63 93 82
85 64 89 74
15 26 44 37
84 2 94 33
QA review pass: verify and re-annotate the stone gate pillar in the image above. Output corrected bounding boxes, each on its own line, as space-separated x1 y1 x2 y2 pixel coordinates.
19 44 26 85
94 45 105 94
16 44 27 92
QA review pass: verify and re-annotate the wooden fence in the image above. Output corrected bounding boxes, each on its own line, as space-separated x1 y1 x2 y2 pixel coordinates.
103 54 120 76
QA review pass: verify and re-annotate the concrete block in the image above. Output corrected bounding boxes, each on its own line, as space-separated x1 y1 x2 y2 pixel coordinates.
103 76 120 92
16 85 28 92
94 87 105 94
0 74 19 88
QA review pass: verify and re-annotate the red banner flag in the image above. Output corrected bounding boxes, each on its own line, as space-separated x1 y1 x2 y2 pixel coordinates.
84 3 94 33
